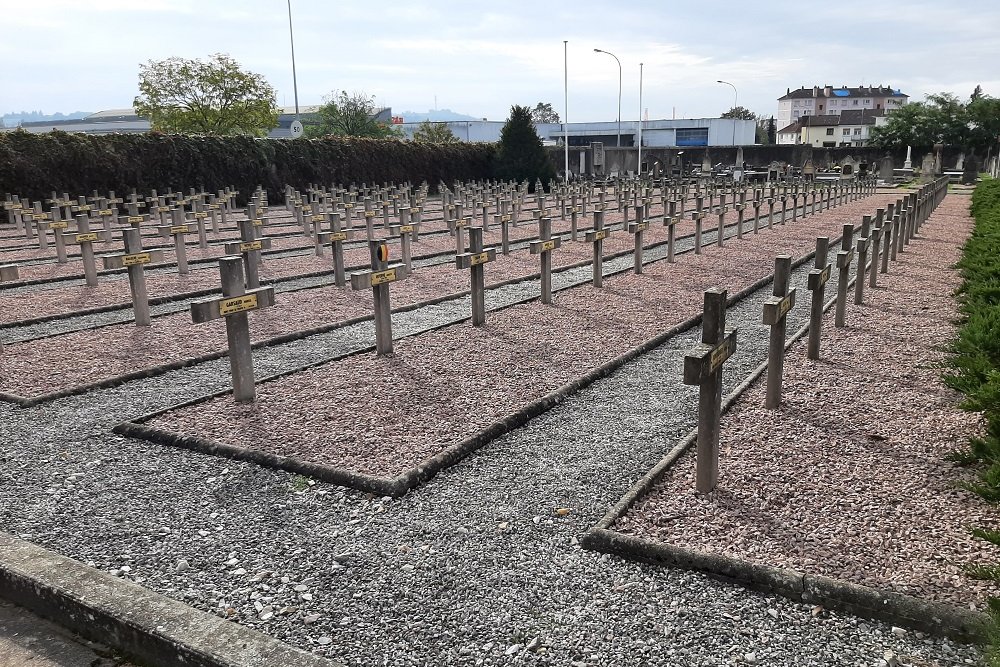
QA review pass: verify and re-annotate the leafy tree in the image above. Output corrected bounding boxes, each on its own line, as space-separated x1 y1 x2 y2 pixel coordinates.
134 54 278 136
870 92 999 153
767 116 776 145
720 106 757 120
972 84 984 102
412 120 459 144
306 90 402 139
530 102 560 124
495 105 555 188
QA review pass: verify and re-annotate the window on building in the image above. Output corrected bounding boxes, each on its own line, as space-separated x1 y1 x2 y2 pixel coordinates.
843 128 851 135
853 100 859 105
675 127 709 146
854 128 862 135
826 128 835 135
794 100 800 107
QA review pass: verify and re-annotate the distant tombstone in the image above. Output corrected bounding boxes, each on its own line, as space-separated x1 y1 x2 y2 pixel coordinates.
879 157 894 182
919 154 936 184
591 142 605 167
955 152 966 171
802 160 815 178
903 145 913 170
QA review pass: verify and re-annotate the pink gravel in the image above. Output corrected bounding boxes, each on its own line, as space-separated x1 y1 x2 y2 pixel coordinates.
139 195 890 481
0 194 879 324
615 195 1000 609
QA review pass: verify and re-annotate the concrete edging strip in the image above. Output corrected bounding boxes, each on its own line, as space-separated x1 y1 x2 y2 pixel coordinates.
0 532 342 667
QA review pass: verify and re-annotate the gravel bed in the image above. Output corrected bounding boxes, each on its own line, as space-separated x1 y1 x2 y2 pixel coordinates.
141 196 889 481
0 200 975 667
616 196 1000 610
0 196 886 400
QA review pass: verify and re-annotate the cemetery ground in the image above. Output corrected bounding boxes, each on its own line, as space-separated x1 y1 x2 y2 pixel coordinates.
0 180 993 666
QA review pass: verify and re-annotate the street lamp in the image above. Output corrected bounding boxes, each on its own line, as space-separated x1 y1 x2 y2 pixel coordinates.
594 48 622 148
286 0 301 136
717 79 738 153
638 63 643 177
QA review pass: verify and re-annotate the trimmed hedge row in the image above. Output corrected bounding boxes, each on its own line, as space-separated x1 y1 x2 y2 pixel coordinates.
0 130 497 205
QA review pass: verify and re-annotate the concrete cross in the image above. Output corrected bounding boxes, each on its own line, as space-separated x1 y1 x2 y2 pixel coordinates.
102 228 166 326
190 257 276 402
683 288 737 494
456 227 497 326
529 216 561 303
834 223 855 328
806 237 832 360
763 255 796 409
585 207 610 287
350 240 409 356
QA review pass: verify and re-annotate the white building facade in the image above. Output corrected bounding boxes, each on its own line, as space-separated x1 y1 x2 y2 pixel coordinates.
398 117 756 147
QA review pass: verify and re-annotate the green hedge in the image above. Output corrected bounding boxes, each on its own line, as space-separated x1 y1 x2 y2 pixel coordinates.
0 130 497 205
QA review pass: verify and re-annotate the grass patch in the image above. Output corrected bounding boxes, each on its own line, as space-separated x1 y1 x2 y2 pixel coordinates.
946 175 1000 662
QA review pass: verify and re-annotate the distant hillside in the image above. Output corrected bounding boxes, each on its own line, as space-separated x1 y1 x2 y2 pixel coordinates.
400 109 480 123
2 110 93 127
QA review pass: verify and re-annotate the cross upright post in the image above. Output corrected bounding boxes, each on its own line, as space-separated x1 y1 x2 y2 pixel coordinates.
530 216 561 304
456 227 497 326
683 288 737 494
190 257 276 402
807 237 831 359
763 256 795 409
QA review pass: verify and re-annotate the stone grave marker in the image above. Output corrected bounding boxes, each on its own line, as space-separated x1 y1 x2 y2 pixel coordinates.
350 240 409 356
585 207 610 287
456 227 497 326
191 256 276 402
102 228 166 326
854 216 871 305
806 237 831 360
69 214 101 287
763 255 796 409
529 216 561 303
834 223 854 328
683 288 737 494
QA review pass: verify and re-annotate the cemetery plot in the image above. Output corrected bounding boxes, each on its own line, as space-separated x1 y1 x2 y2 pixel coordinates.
121 208 880 494
609 198 998 614
0 197 883 403
1 204 643 324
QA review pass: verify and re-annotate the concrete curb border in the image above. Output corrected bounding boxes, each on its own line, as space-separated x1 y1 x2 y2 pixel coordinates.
581 207 989 643
0 532 342 667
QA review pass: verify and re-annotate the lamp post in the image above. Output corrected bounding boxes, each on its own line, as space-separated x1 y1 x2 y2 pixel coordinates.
564 40 569 182
717 79 738 154
287 0 300 126
594 48 622 148
638 63 643 177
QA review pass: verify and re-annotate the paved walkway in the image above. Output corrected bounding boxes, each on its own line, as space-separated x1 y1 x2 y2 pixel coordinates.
0 599 131 666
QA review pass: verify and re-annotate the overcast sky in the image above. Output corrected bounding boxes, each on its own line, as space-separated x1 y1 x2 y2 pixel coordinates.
4 0 999 122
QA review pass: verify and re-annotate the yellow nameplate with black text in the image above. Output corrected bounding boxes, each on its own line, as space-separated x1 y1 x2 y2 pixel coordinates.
370 268 397 286
75 232 98 243
48 221 68 230
467 252 490 266
709 337 736 374
311 214 325 222
539 239 556 252
122 252 151 266
194 212 208 219
127 215 144 223
170 225 190 234
240 240 263 252
219 294 258 316
327 231 348 241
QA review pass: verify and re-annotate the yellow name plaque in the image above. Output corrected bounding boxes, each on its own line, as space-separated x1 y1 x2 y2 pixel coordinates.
122 252 151 266
370 268 397 286
219 294 258 316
